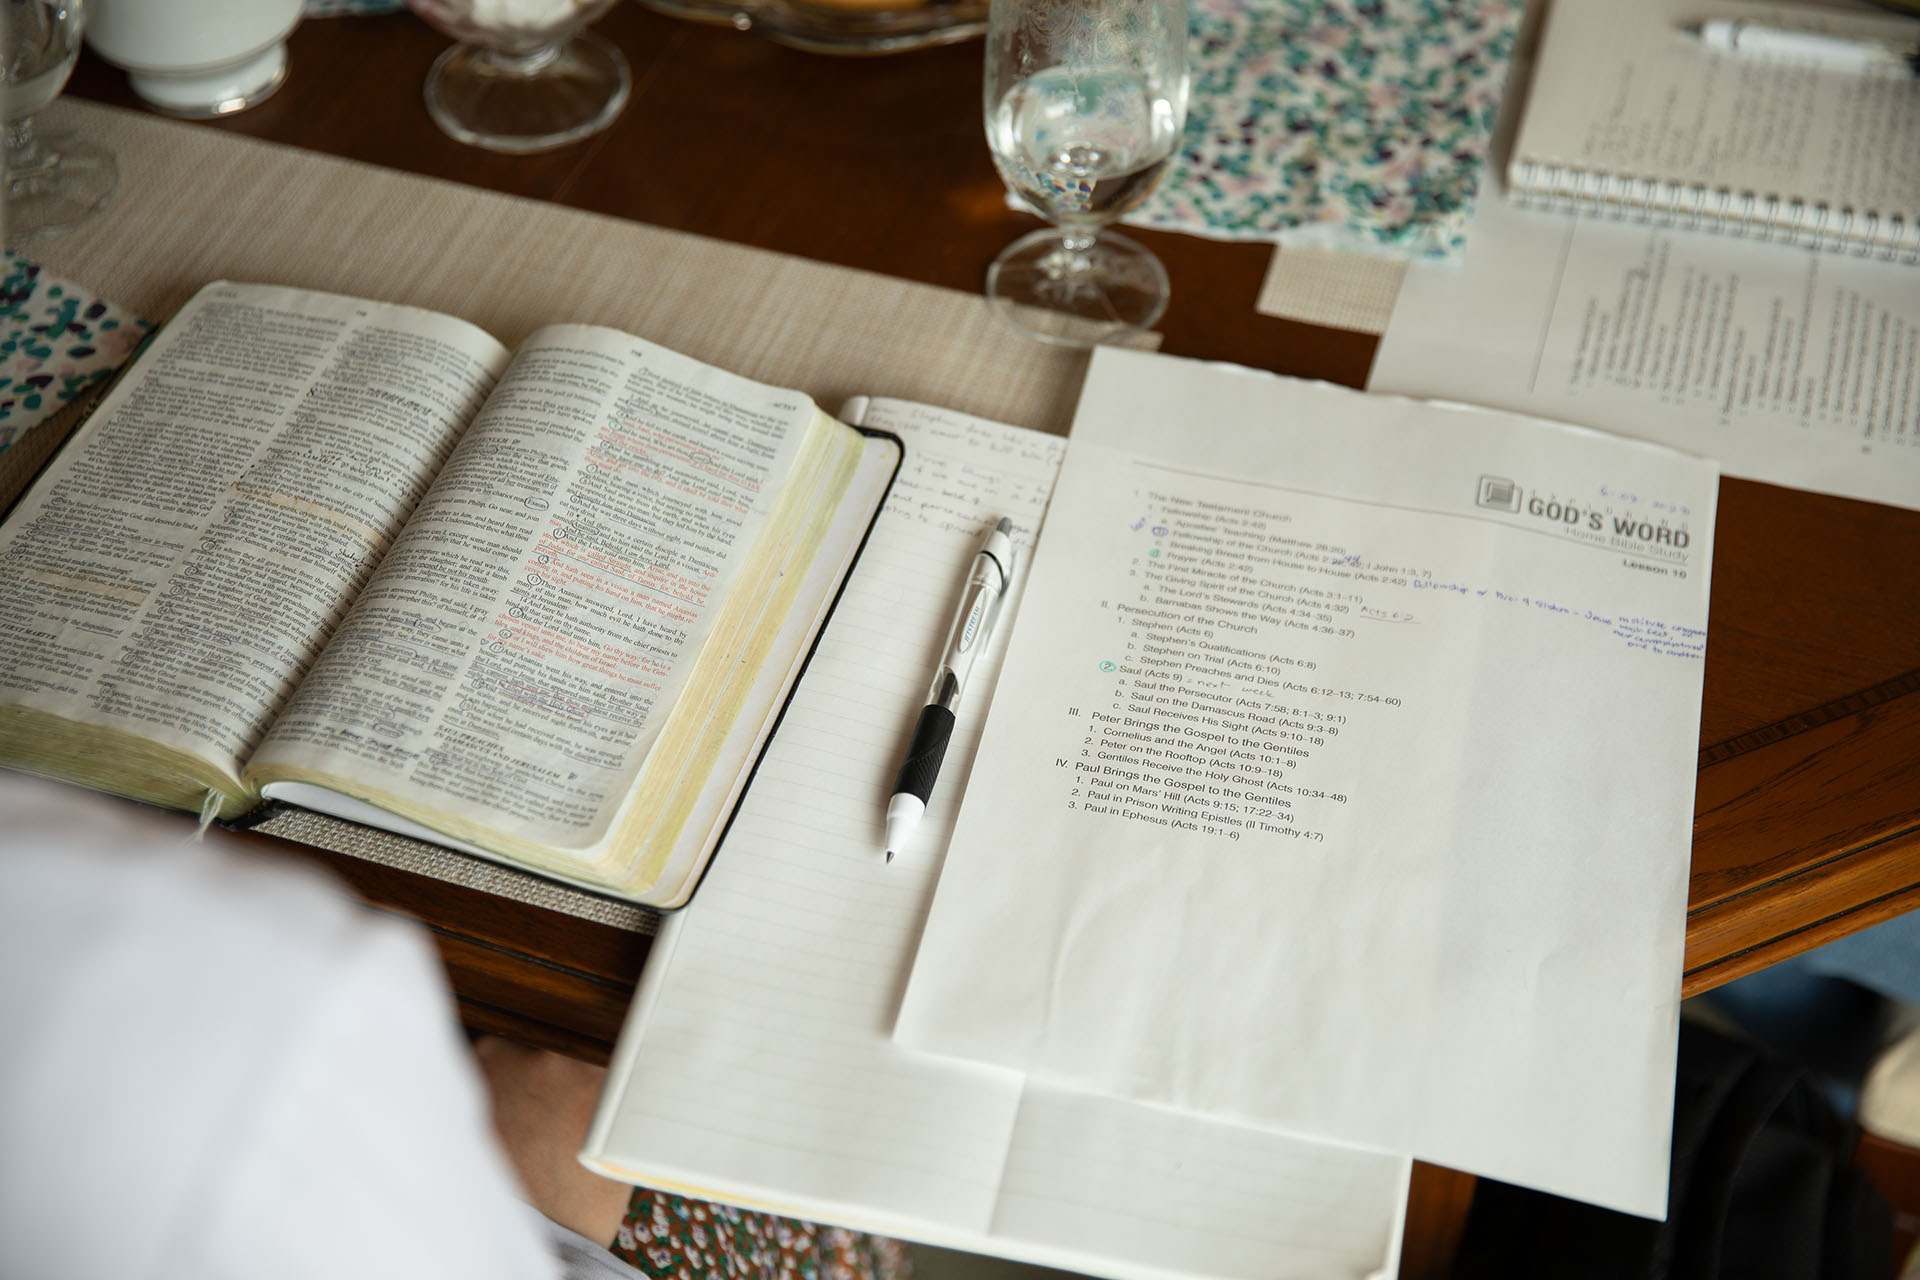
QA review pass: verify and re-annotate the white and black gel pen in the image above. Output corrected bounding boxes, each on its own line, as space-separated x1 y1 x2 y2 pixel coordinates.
1691 19 1920 75
884 517 1015 862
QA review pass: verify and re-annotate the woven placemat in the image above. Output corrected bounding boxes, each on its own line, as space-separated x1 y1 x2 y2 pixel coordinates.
249 808 660 931
1256 246 1405 334
26 99 1116 926
32 99 1101 434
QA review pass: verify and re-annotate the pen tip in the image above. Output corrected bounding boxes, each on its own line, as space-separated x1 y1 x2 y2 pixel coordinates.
885 848 894 863
996 517 1013 534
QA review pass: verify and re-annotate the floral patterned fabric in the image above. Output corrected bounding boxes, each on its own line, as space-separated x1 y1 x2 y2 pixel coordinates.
0 252 149 455
1126 0 1524 258
610 1189 912 1280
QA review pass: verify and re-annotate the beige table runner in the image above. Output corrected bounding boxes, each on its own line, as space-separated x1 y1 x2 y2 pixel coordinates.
35 100 1101 430
28 99 1113 929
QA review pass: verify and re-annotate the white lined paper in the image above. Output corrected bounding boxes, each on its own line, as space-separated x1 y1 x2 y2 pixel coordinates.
582 398 1408 1280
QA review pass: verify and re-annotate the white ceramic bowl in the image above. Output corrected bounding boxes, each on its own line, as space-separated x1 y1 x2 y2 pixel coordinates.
85 0 304 118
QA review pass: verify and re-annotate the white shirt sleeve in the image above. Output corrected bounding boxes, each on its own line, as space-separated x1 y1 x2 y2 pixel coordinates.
0 771 623 1280
533 1208 651 1280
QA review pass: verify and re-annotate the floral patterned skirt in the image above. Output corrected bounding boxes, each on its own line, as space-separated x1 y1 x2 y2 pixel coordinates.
609 1188 912 1280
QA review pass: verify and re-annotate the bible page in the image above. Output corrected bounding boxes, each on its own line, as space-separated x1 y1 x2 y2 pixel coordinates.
895 348 1718 1219
0 281 504 801
582 398 1409 1280
251 325 824 852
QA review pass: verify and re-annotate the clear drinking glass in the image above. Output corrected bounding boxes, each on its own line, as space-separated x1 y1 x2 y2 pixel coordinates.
3 0 117 242
982 0 1188 346
408 0 631 154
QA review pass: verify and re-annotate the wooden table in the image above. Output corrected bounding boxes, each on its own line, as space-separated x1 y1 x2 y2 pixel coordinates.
67 7 1920 1274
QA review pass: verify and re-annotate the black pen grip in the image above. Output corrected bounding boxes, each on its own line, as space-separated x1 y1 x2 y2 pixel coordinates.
892 705 955 803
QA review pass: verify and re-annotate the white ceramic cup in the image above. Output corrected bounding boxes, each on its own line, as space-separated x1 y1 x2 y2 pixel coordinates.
84 0 304 118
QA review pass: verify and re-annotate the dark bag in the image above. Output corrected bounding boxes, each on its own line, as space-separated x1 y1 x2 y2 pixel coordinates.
1453 1019 1891 1279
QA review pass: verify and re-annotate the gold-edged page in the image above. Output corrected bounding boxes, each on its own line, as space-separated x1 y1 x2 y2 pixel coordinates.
636 424 900 909
0 281 507 816
595 407 865 897
247 325 827 889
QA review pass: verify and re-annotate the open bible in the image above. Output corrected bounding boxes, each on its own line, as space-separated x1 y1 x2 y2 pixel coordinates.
0 282 899 908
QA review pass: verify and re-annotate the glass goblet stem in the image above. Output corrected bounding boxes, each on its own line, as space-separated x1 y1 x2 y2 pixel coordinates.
986 224 1171 346
6 118 54 185
421 28 630 155
484 42 562 76
5 113 118 242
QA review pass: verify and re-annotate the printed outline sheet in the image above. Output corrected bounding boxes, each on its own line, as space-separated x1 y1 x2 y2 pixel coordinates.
1370 177 1920 512
895 348 1720 1219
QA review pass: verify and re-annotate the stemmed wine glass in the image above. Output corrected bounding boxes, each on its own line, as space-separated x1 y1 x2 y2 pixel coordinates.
983 0 1188 346
408 0 631 154
3 0 117 242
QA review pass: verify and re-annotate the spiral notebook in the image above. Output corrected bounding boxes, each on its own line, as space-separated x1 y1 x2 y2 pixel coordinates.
1508 0 1920 260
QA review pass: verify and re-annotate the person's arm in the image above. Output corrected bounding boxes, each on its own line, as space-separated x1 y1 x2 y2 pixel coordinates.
0 772 634 1280
474 1037 637 1258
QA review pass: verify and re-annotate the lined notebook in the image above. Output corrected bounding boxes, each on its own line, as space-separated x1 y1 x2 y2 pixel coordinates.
580 398 1411 1280
1509 0 1920 260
